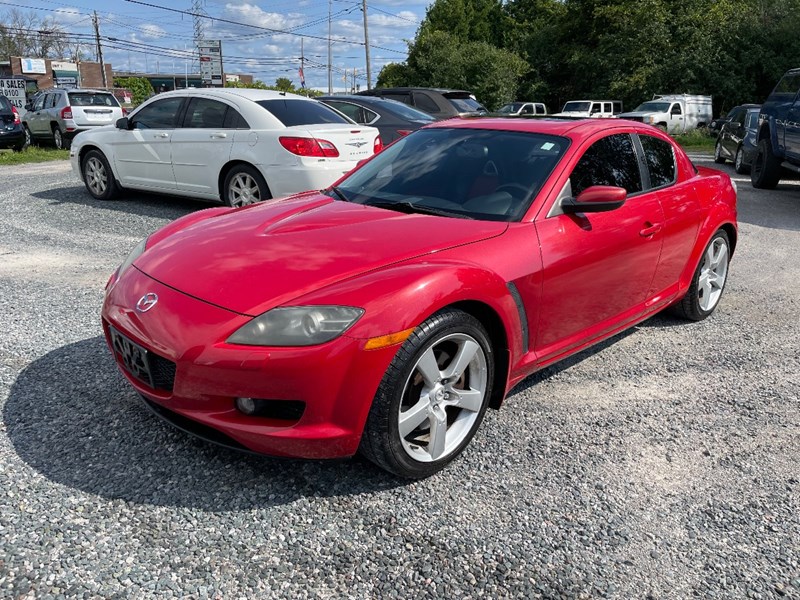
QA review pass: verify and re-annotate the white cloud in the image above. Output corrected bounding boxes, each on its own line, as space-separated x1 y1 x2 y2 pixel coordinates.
139 24 168 40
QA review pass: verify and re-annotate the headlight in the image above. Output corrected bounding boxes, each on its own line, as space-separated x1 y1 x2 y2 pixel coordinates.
117 237 147 279
648 116 656 124
227 306 364 346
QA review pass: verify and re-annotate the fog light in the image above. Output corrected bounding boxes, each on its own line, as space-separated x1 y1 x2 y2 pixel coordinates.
235 397 257 415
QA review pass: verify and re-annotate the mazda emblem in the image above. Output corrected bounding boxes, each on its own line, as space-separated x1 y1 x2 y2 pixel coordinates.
136 292 159 313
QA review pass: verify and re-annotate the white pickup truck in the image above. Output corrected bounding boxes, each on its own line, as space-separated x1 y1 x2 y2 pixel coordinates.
618 94 712 134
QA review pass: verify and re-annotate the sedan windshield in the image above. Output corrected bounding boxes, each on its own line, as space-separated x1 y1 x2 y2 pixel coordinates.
634 102 671 112
330 128 568 222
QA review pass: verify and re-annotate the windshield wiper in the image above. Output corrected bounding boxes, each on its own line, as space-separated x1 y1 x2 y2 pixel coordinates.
328 186 349 202
363 200 473 219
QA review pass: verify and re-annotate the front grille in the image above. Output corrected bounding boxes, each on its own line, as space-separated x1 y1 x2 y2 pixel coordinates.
150 354 177 392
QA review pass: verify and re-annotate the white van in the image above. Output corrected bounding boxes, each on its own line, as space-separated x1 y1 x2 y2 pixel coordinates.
552 100 623 118
618 94 712 134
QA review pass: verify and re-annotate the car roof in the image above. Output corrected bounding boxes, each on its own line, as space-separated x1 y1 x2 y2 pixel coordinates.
363 87 473 95
425 117 631 136
150 88 314 102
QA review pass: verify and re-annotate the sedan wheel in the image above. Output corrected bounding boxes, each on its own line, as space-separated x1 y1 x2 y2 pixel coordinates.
360 309 494 478
81 149 120 200
670 230 730 321
734 146 748 174
223 166 270 208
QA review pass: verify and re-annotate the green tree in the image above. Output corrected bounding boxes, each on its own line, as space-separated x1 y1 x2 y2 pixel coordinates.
376 63 411 87
113 77 154 106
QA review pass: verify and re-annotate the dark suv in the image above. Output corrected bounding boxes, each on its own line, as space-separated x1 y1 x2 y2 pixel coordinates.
0 95 26 151
751 68 800 188
356 87 487 120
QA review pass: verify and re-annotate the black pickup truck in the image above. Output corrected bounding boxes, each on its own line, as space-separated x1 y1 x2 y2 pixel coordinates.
751 68 800 188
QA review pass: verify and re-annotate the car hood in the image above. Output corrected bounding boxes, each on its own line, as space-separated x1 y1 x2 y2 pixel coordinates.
134 194 508 315
618 111 656 118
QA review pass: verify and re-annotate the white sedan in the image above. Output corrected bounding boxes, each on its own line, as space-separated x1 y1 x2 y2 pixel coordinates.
70 88 382 206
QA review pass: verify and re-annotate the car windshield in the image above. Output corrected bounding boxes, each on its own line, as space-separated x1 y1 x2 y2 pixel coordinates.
497 103 523 113
381 100 436 123
68 92 119 107
256 99 349 126
447 97 488 113
329 128 568 222
562 101 591 112
634 102 671 112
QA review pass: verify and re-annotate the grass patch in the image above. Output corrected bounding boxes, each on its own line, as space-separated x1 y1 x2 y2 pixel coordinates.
0 146 70 165
672 129 716 152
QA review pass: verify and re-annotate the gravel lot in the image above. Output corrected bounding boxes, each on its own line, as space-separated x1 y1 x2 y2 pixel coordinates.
0 157 798 599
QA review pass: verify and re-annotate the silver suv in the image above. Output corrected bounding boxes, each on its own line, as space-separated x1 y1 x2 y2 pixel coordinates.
23 88 123 149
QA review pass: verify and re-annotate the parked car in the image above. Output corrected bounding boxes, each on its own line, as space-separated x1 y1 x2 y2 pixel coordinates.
751 67 800 189
101 117 737 478
709 108 737 137
70 88 382 206
618 94 712 134
23 88 124 149
496 102 548 116
0 95 26 152
714 104 761 173
356 87 487 120
318 95 435 146
552 100 623 118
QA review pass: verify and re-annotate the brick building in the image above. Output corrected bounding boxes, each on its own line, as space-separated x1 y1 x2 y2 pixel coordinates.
1 57 113 90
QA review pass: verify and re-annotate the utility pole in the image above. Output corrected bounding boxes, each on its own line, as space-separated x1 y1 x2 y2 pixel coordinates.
300 38 305 96
327 0 332 94
362 0 371 89
92 11 108 88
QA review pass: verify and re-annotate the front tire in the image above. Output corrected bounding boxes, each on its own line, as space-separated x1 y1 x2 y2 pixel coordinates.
734 146 748 174
359 308 494 479
81 149 120 200
223 165 270 208
670 230 730 321
751 138 781 189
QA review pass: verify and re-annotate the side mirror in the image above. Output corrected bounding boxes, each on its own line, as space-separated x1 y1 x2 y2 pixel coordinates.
562 185 627 213
116 117 130 130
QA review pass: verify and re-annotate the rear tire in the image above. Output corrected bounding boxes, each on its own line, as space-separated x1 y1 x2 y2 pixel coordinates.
23 125 32 148
751 138 781 189
714 140 726 164
669 230 730 322
223 165 271 208
81 149 120 200
734 146 748 174
52 125 70 150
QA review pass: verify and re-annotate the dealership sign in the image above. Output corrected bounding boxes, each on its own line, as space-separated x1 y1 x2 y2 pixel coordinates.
198 40 224 86
20 58 47 74
0 79 28 116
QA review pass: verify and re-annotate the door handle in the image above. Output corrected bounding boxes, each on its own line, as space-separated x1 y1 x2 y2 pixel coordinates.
640 223 662 237
210 132 227 139
155 133 169 138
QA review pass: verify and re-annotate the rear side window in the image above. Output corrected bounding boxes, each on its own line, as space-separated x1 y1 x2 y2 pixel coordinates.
382 93 411 104
413 92 439 113
256 99 348 126
224 108 249 129
639 135 676 189
182 97 228 128
570 133 642 195
68 92 119 107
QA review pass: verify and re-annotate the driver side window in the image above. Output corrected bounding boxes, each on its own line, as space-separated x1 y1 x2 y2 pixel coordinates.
131 97 184 129
570 134 642 197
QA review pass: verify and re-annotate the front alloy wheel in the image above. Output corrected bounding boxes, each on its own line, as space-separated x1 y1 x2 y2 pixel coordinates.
360 308 494 478
81 149 120 200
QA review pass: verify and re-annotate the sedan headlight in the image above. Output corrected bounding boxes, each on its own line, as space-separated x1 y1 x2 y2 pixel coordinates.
117 237 147 279
227 306 364 346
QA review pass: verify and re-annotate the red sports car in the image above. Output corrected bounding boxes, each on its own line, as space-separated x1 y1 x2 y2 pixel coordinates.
102 118 737 478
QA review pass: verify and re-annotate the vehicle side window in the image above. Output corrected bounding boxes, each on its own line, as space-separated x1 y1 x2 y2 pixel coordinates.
182 98 229 128
536 104 547 115
591 103 602 114
671 103 682 115
131 97 184 129
570 133 642 196
223 107 249 129
775 73 800 96
521 104 534 115
413 93 439 113
745 111 759 129
603 102 612 113
731 109 745 125
327 101 363 122
45 94 58 109
639 135 676 189
613 102 623 114
383 93 411 105
33 95 46 111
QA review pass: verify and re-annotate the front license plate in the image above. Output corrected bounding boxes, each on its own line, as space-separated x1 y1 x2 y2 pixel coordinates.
109 326 154 387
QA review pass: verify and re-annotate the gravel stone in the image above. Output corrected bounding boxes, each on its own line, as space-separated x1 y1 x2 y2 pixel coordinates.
0 158 798 598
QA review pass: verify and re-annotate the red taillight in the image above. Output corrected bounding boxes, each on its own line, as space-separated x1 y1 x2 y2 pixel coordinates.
61 106 73 120
373 135 383 154
279 136 339 158
11 106 20 125
396 130 412 137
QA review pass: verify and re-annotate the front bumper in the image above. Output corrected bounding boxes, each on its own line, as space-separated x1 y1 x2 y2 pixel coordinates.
102 266 399 459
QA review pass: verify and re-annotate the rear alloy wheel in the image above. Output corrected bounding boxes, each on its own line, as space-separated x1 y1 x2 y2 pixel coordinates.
223 165 270 208
751 138 781 189
81 149 120 200
714 140 726 164
734 146 748 174
359 308 494 479
23 125 32 148
670 230 730 321
53 125 70 150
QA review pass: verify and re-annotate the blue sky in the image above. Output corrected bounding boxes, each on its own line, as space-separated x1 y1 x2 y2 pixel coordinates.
5 0 429 91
